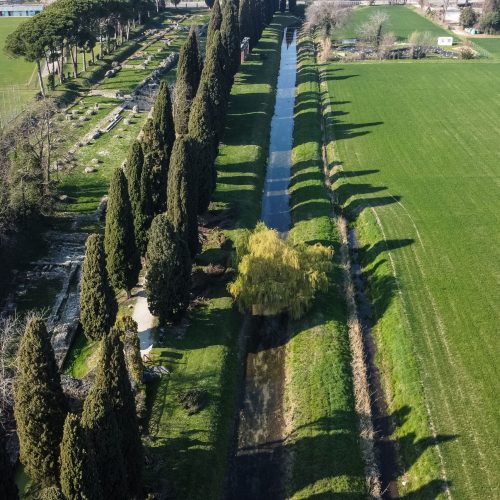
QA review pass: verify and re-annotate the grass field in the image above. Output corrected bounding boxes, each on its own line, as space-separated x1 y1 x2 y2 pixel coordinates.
0 18 38 126
284 32 366 498
324 59 500 498
334 5 452 42
471 37 500 58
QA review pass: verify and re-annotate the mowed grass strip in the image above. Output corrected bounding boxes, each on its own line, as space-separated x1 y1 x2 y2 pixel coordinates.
143 15 295 499
284 32 366 499
324 60 500 499
471 37 500 58
334 5 452 42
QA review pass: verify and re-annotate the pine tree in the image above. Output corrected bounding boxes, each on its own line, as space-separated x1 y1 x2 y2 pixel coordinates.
0 424 18 499
125 140 149 255
207 0 223 48
81 385 127 500
142 118 168 215
104 168 141 297
239 0 256 47
166 137 200 256
13 318 66 488
146 214 191 325
95 327 143 496
60 413 101 500
173 27 202 135
221 0 241 77
80 234 117 341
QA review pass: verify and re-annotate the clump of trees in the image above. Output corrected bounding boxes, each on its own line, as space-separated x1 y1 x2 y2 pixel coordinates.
479 0 500 33
460 6 478 28
305 0 352 61
229 224 333 318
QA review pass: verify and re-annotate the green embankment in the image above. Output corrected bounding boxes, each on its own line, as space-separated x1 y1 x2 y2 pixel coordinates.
143 14 295 499
471 37 500 58
323 59 500 498
334 5 452 42
284 32 366 498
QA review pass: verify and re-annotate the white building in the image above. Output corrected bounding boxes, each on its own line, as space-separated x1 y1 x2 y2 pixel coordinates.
0 4 44 16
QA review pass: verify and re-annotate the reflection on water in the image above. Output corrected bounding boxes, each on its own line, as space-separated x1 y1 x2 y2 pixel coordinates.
261 28 297 234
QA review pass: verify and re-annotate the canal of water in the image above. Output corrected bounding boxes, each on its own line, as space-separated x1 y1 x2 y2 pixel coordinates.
227 27 297 500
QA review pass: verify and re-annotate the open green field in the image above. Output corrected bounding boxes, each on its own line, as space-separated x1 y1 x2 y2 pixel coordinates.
0 18 38 125
284 32 366 498
334 5 452 42
471 37 500 58
324 59 500 498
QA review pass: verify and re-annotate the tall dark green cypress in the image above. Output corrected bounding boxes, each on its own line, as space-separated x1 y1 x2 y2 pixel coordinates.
166 137 200 256
173 27 202 135
96 327 143 497
0 424 18 499
81 385 127 500
188 90 217 214
145 214 191 325
239 0 255 46
207 0 223 48
142 118 168 215
152 81 175 155
221 0 241 77
104 168 141 297
279 0 286 13
13 318 67 488
80 234 117 341
252 0 263 40
125 140 149 255
59 413 101 500
288 0 296 12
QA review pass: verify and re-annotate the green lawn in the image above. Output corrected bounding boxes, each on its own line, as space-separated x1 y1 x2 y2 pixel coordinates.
0 18 38 125
324 59 500 498
284 32 366 498
334 5 452 42
142 14 296 499
471 37 500 58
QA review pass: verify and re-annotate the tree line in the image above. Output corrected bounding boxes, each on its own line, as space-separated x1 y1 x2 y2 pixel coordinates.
1 0 278 496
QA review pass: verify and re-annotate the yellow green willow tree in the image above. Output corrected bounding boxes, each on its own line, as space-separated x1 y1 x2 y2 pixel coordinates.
229 223 333 318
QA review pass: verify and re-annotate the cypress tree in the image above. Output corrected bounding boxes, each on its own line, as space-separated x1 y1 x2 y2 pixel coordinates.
0 424 18 499
81 385 127 500
207 0 223 48
115 316 143 384
221 0 241 77
166 137 200 256
188 88 218 214
104 168 141 298
13 318 66 488
80 234 117 341
125 140 149 255
38 486 65 500
60 413 101 500
146 214 191 325
152 81 175 155
288 0 296 11
173 27 202 135
252 0 263 40
142 118 168 215
96 327 143 496
240 0 256 47
279 0 286 13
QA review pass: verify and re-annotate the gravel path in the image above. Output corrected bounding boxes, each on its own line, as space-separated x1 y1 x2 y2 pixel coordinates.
132 278 156 349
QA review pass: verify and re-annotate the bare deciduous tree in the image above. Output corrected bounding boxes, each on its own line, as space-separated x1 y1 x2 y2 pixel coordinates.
408 31 435 59
358 11 390 49
305 0 352 61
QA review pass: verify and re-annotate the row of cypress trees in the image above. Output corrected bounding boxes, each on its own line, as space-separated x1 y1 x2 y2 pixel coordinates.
11 316 143 498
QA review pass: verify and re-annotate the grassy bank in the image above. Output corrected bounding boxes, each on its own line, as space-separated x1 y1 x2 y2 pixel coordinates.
142 14 295 499
322 58 500 498
284 31 366 498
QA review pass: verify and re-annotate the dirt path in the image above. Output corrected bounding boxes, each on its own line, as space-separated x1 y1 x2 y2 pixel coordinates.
132 278 156 349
